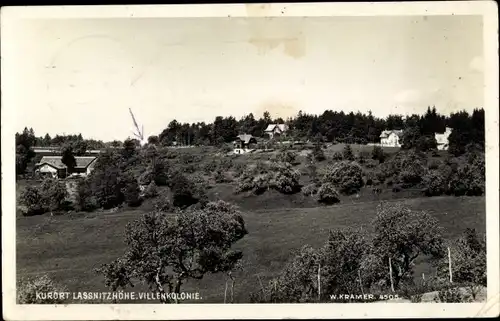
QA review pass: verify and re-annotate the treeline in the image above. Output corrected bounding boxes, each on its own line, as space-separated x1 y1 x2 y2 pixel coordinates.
156 107 484 149
15 107 485 176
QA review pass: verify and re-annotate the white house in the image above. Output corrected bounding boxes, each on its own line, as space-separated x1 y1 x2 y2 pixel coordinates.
264 124 289 139
379 130 404 147
35 156 97 179
435 127 453 150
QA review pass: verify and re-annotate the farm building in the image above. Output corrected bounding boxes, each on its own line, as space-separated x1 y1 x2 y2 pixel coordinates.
34 156 97 179
264 124 289 139
379 130 404 147
435 127 453 150
233 134 258 154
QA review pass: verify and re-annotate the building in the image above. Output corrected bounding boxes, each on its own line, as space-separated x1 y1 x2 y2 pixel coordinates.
264 124 289 139
435 127 453 151
379 130 404 147
34 156 97 179
233 134 257 154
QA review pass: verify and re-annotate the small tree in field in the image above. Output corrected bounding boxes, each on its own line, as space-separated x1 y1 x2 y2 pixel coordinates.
317 183 340 204
437 228 486 286
343 144 355 161
251 245 320 303
96 200 248 303
365 202 445 290
20 186 45 216
322 161 364 195
61 144 77 174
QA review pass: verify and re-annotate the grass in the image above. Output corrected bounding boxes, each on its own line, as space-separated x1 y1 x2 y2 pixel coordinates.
16 194 485 303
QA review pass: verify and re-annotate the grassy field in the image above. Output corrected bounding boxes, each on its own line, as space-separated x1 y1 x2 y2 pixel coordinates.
16 194 485 303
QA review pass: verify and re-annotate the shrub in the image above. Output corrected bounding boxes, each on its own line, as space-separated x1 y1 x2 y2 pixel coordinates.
332 151 343 161
372 146 386 163
317 183 340 204
77 179 99 212
312 144 326 162
17 275 68 304
437 288 468 303
20 186 45 216
422 170 446 196
437 229 486 286
119 172 142 207
270 162 301 194
171 173 206 209
275 149 298 165
342 145 355 161
153 194 174 212
302 183 318 196
363 202 445 290
448 156 485 196
250 245 320 303
322 161 364 195
20 178 69 215
138 167 153 186
143 181 159 199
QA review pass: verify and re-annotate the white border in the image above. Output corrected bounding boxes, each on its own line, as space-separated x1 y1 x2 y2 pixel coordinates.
1 1 499 319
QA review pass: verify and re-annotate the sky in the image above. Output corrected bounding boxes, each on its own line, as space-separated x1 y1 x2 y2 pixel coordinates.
9 15 484 141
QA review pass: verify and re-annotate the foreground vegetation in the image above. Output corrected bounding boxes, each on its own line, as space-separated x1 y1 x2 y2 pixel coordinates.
17 194 485 303
15 107 487 304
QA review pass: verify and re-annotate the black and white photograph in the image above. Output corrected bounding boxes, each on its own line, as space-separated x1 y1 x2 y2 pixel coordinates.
1 2 499 319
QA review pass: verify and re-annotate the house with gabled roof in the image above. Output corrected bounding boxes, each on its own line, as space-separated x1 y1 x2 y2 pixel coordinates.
34 156 98 178
435 127 452 150
379 130 404 147
233 134 258 154
264 124 289 139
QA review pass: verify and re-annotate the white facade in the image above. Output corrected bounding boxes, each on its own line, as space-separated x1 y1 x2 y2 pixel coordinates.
435 127 452 150
35 164 59 178
380 130 403 147
264 124 288 139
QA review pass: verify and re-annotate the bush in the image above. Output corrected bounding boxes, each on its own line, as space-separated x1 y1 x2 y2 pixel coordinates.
448 156 485 196
372 146 386 163
143 181 159 199
332 151 343 161
153 194 174 212
170 173 207 209
270 162 301 194
120 172 142 207
312 144 326 162
302 183 318 196
322 161 364 195
437 228 486 286
317 183 340 204
422 170 446 196
342 145 355 161
392 184 402 193
20 186 45 216
275 149 298 165
17 275 68 304
20 178 69 215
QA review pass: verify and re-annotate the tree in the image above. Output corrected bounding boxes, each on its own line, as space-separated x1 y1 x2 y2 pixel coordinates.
364 202 445 289
319 228 367 297
322 161 364 195
147 135 160 145
371 145 386 163
342 144 355 161
170 173 206 209
61 145 76 174
96 200 248 303
437 228 486 286
251 245 320 303
269 162 301 194
317 183 340 204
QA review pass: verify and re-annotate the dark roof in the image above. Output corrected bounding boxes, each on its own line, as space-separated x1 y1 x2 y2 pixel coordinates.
235 134 257 144
36 156 97 170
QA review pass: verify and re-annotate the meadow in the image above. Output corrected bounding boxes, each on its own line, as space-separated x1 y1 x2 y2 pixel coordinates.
16 184 485 303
